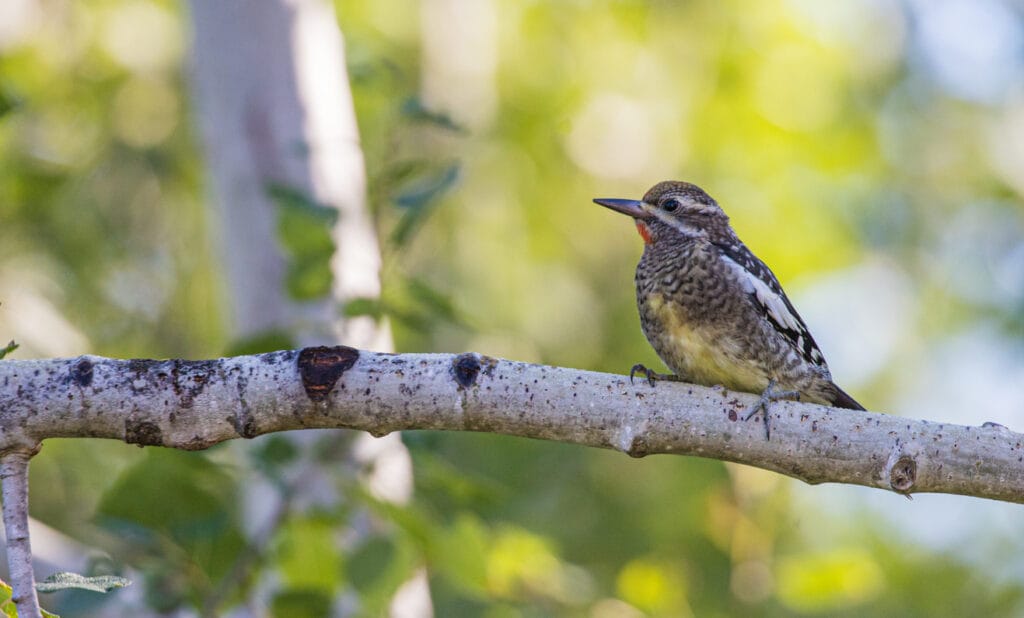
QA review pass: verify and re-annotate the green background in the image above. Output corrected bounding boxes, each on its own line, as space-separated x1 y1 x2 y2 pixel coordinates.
2 0 1024 615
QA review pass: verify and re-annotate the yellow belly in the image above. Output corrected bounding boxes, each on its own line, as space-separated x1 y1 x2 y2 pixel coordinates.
643 293 769 393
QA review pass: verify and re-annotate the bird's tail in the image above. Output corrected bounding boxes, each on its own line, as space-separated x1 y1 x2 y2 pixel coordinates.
829 383 866 411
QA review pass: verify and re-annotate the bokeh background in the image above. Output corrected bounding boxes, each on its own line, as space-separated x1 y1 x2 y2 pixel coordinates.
3 0 1024 615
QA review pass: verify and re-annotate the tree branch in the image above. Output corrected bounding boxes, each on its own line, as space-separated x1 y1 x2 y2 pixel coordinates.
2 346 1023 504
1 451 42 618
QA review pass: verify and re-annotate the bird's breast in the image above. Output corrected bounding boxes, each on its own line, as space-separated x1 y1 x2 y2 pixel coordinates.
639 291 769 393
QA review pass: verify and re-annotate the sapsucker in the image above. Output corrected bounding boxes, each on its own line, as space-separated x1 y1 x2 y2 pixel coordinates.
595 181 864 435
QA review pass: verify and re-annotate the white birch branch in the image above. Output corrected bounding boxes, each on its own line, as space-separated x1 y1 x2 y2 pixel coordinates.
1 347 1022 504
1 451 42 618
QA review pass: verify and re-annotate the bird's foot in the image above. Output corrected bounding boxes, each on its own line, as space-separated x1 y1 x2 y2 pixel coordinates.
629 363 682 387
744 379 800 440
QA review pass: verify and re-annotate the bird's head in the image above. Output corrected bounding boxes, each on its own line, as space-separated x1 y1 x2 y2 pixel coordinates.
594 180 728 244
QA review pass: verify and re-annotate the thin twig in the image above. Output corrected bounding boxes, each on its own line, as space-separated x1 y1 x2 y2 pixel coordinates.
1 451 42 618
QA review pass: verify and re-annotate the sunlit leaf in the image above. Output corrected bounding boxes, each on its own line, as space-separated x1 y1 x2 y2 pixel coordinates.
0 579 14 618
616 558 687 614
276 516 343 593
486 526 564 599
776 548 884 613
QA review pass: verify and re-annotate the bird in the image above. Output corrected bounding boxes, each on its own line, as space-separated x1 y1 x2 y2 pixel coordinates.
594 180 864 437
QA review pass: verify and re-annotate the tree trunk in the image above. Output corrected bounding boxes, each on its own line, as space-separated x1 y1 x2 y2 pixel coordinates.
186 1 429 614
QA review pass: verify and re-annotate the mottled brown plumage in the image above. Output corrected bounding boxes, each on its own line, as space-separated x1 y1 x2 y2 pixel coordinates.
594 181 864 416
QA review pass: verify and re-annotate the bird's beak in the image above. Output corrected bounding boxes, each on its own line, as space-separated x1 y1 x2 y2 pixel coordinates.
593 198 651 220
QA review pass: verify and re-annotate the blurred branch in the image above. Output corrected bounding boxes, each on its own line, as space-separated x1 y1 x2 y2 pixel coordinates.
2 347 1023 505
1 451 42 618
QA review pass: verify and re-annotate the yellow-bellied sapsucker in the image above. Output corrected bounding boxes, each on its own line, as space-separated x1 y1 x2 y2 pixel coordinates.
595 181 864 436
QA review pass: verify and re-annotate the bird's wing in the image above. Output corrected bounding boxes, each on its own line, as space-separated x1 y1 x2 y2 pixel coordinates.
713 242 828 368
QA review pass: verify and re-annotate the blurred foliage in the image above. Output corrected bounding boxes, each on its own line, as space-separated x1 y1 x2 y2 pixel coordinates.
96 449 246 610
269 183 339 301
3 0 1024 616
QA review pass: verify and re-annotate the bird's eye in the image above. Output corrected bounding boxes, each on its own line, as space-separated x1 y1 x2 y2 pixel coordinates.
662 198 681 212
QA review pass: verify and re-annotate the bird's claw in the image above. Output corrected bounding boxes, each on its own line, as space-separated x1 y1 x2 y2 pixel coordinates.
629 363 681 387
630 363 656 386
743 379 800 440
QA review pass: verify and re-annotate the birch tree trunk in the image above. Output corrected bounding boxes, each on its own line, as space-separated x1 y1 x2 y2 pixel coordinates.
186 1 429 615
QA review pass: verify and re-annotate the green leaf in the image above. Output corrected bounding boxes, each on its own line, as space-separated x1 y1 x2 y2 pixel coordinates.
347 536 396 593
0 82 19 119
432 514 490 596
267 183 337 301
271 589 331 618
266 184 337 225
342 297 384 319
0 341 17 360
390 163 460 246
345 534 419 614
777 549 884 613
0 579 15 618
96 450 246 587
35 572 131 594
285 258 333 300
400 97 464 132
252 435 300 470
275 516 343 593
379 160 431 188
406 278 463 326
393 163 460 210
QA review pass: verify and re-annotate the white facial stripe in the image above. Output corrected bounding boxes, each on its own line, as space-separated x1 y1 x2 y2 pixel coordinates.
647 204 704 238
692 202 719 214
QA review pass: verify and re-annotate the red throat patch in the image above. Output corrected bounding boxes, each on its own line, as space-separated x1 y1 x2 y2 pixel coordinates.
635 220 653 244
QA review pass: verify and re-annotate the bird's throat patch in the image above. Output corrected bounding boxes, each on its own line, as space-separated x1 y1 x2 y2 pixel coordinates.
635 220 653 244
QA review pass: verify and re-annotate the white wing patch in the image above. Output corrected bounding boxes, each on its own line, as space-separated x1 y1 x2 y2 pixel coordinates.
722 254 802 332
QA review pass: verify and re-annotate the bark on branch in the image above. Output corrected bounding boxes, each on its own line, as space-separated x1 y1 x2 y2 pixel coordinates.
2 346 1023 504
